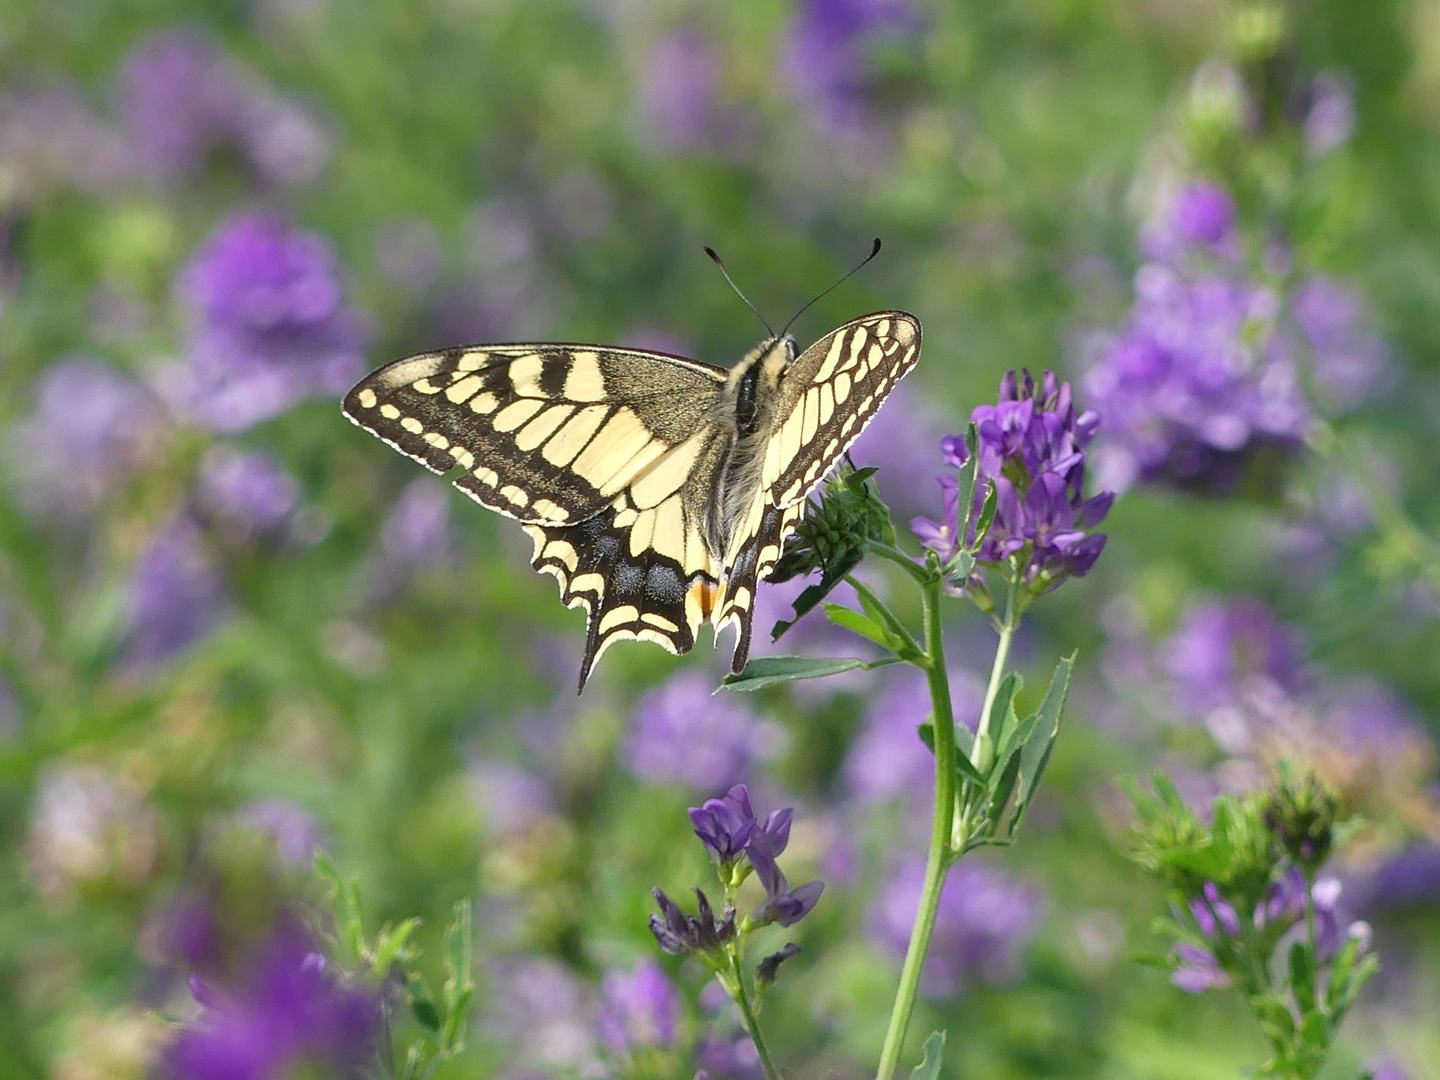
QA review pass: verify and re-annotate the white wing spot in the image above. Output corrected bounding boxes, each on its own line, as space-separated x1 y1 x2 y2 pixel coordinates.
424 432 450 449
599 605 639 633
473 466 499 488
380 404 401 420
446 375 483 403
500 484 529 508
401 417 423 434
357 389 377 409
470 392 500 414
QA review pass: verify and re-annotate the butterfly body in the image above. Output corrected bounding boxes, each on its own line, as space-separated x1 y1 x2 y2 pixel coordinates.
343 311 920 691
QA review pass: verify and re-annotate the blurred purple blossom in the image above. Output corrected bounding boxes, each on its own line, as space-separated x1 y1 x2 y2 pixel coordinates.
372 215 444 296
597 959 681 1056
638 29 723 151
1141 182 1237 261
6 358 169 517
912 369 1112 587
169 213 368 431
1291 275 1389 411
1086 181 1387 494
869 858 1043 996
116 30 330 187
1159 596 1306 718
1173 872 1368 994
486 957 598 1071
1357 843 1440 910
467 759 554 836
198 446 301 540
786 0 918 156
234 798 324 869
624 672 783 789
121 516 227 671
842 663 984 810
157 921 380 1080
0 85 133 209
378 479 455 570
1303 72 1356 158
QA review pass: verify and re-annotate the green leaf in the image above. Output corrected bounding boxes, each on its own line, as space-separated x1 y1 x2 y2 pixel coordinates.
987 748 1023 830
823 604 897 650
721 656 868 690
442 900 475 1051
408 972 442 1032
944 550 975 584
977 672 1021 773
909 1030 946 1080
972 482 998 544
372 917 422 974
1298 1007 1329 1050
1006 652 1074 836
1288 940 1316 1014
917 722 986 787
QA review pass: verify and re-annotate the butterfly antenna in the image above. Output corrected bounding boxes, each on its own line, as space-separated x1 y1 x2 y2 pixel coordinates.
778 237 882 341
705 246 775 339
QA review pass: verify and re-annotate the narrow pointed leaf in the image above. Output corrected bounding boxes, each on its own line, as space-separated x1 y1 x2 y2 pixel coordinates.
721 656 867 690
823 604 897 650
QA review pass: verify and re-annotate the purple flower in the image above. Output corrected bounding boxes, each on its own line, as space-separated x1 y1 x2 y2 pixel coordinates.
869 859 1043 996
116 31 242 181
234 798 324 870
1084 255 1310 493
0 85 133 207
913 369 1112 588
688 785 757 866
1142 182 1236 260
1290 275 1388 411
121 516 226 671
170 213 368 431
115 30 329 187
624 673 781 789
6 358 168 517
597 960 681 1056
649 887 737 959
198 447 300 540
157 921 380 1080
638 29 722 151
842 663 984 810
1171 943 1231 992
378 479 454 569
1160 597 1307 718
746 827 824 929
786 0 918 156
1303 72 1355 158
1190 881 1242 938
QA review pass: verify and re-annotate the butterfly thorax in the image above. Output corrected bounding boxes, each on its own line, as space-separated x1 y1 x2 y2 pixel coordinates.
713 336 797 553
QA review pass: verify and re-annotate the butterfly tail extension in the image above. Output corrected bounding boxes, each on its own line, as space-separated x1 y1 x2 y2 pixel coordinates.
715 502 805 674
525 511 716 693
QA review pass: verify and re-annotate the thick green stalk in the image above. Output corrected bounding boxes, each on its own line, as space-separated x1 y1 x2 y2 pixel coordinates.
729 959 780 1080
874 579 956 1080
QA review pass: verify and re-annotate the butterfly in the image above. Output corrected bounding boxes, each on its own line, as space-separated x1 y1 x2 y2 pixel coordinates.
343 304 920 692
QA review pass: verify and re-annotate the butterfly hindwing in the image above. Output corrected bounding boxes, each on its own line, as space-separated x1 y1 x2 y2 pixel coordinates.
342 344 727 526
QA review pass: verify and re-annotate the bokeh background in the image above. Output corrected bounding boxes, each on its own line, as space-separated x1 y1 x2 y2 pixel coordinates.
2 0 1439 1077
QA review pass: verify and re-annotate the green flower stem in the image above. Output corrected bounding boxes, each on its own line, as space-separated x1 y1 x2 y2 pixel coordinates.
874 577 957 1080
728 957 780 1080
975 565 1022 754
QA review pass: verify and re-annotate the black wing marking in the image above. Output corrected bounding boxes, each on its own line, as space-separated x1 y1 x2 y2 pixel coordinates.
342 344 726 527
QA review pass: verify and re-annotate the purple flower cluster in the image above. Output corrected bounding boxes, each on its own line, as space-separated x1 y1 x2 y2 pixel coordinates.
171 213 369 431
197 447 301 541
6 358 168 518
121 516 227 671
869 858 1043 997
157 922 380 1080
638 29 723 151
912 369 1112 587
624 673 782 790
786 0 918 154
1085 182 1386 493
117 30 330 187
1159 596 1307 718
1172 871 1369 993
596 959 681 1057
691 785 824 929
652 785 823 965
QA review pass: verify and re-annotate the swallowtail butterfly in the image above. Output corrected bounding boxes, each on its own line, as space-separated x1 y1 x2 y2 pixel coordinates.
343 292 919 692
